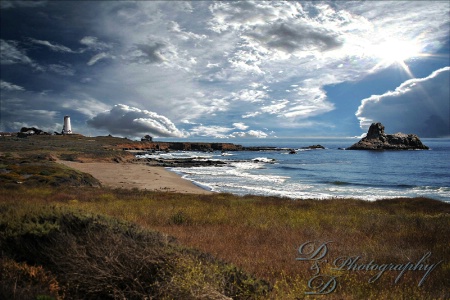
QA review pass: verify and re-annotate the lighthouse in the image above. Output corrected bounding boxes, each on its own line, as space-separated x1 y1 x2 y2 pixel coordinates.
62 115 72 134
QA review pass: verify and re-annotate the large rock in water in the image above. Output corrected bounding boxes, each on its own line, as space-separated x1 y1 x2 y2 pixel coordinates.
347 123 429 150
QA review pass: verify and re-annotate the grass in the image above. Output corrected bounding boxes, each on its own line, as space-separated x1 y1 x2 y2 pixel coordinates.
1 136 449 299
0 199 269 299
0 155 101 187
1 185 448 299
0 135 135 162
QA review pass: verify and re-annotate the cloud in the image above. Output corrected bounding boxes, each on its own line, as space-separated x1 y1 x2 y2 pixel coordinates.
278 84 335 119
189 125 233 138
1 108 59 132
246 22 343 54
87 52 110 66
1 1 449 137
189 124 269 139
230 130 268 138
80 36 112 51
208 1 290 33
261 100 289 115
0 80 24 91
28 38 75 53
48 64 75 76
129 41 167 64
60 97 111 118
126 39 191 70
0 0 47 9
1 39 33 65
168 21 207 41
356 67 450 137
233 122 249 130
231 89 268 103
1 39 78 75
87 104 186 137
0 39 45 72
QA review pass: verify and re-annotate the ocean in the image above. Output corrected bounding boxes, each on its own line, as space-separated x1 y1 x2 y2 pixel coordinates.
144 138 450 202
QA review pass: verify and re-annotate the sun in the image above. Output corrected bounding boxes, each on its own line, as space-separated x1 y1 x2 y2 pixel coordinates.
368 38 422 77
373 39 421 65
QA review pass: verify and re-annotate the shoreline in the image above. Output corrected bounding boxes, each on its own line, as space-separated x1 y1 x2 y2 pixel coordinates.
57 160 213 194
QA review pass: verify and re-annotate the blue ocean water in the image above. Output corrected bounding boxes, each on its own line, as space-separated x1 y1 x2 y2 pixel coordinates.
158 138 450 202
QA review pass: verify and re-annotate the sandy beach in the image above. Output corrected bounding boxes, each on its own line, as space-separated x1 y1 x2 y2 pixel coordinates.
58 161 213 194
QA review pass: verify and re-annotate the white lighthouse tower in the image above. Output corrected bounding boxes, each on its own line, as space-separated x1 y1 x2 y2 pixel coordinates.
62 115 72 134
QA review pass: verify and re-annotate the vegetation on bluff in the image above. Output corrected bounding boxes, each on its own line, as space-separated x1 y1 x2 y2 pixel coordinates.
1 135 449 299
1 182 449 299
0 155 101 187
0 200 269 299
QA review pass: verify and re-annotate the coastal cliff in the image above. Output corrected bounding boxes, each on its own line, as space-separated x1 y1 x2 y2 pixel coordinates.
119 141 243 152
348 123 429 150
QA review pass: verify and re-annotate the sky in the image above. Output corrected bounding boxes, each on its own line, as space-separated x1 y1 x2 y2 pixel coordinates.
1 0 449 139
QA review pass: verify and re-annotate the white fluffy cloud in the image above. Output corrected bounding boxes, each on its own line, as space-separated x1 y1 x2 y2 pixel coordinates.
231 89 268 103
356 67 450 137
230 130 268 138
233 122 249 130
189 124 269 138
87 104 186 137
189 125 233 138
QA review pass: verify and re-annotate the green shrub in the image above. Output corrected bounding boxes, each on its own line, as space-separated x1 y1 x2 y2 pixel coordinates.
0 205 269 299
0 156 100 187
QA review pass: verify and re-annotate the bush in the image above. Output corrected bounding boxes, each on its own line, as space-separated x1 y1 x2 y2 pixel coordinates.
0 206 269 299
0 258 62 300
0 156 101 187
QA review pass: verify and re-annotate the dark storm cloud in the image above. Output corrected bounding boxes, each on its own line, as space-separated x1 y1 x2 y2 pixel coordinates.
246 22 343 53
130 42 166 64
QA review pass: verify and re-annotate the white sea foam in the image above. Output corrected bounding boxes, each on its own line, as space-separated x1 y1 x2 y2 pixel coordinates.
150 138 450 202
170 164 439 201
136 151 216 160
252 157 276 163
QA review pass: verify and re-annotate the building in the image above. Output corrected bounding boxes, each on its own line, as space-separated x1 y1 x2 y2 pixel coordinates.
62 115 72 134
141 134 153 141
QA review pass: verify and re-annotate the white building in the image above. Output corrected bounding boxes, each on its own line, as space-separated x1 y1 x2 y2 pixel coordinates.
62 115 72 134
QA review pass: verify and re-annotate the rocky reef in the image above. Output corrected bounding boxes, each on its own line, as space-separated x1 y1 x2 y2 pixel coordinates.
347 123 429 150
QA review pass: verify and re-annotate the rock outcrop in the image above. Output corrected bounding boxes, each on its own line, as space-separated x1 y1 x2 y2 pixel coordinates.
301 145 325 150
347 123 429 150
119 142 244 152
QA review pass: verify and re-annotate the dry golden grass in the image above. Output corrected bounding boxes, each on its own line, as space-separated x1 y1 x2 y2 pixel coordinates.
1 136 448 299
1 185 448 299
